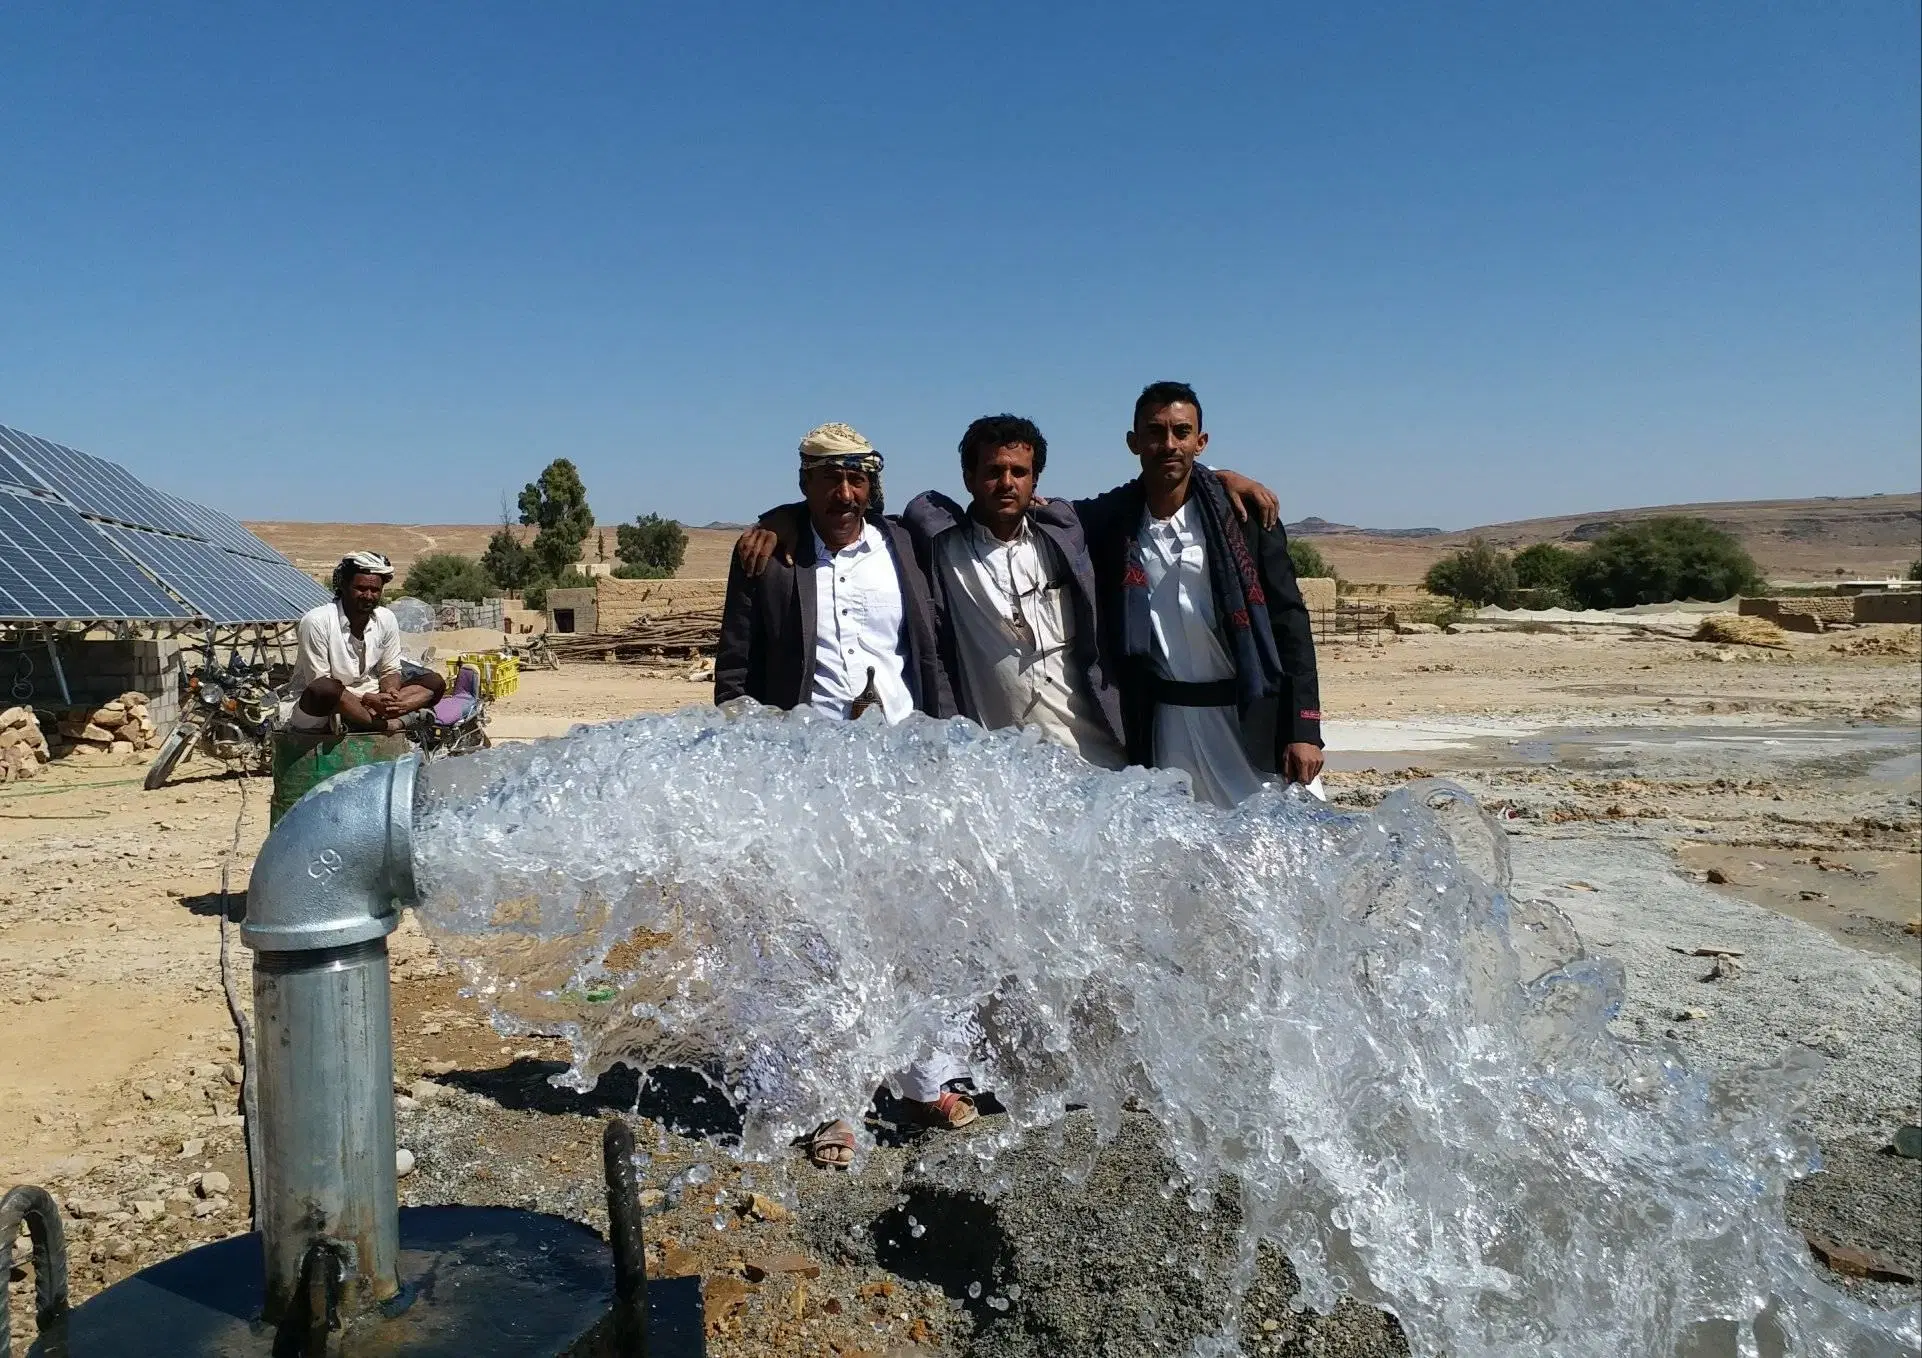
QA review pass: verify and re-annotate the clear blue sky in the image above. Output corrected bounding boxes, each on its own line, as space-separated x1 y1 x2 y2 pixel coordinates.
4 2 1917 531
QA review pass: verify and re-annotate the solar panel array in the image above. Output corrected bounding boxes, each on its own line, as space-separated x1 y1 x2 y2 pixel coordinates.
0 490 193 622
0 422 328 625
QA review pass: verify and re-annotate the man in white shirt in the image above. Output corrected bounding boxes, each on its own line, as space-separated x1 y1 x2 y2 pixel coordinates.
733 416 1280 775
715 424 964 1167
1077 383 1325 807
287 551 445 734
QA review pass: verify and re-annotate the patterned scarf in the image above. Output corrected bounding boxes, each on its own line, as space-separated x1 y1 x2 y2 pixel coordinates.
1123 464 1284 708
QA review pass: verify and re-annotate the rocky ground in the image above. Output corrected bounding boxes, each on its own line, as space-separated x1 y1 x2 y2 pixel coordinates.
3 624 1918 1355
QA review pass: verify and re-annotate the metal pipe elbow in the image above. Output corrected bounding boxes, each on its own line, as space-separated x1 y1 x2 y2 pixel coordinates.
242 754 420 953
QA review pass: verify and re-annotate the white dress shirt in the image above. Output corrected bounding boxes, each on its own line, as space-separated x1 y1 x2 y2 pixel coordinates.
292 601 402 698
808 523 915 723
934 516 1124 768
1139 501 1266 808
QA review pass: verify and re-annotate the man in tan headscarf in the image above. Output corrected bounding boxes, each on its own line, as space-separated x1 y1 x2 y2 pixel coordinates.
716 423 968 1167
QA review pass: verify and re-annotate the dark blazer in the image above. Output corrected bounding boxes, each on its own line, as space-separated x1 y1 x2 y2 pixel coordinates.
898 490 1127 750
715 508 956 718
1074 476 1323 773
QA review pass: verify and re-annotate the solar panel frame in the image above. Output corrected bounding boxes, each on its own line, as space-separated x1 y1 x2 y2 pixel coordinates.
0 489 194 622
95 524 305 624
0 425 204 536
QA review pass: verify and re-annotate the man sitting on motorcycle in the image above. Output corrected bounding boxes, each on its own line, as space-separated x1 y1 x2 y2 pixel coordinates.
288 551 445 734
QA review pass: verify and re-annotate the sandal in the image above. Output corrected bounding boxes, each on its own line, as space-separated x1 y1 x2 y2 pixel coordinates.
901 1089 978 1130
798 1119 856 1170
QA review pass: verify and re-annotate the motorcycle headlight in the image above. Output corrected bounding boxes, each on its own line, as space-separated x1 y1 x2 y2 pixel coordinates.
201 683 226 705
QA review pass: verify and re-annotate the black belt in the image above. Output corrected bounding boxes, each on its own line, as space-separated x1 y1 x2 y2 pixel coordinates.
1149 676 1238 708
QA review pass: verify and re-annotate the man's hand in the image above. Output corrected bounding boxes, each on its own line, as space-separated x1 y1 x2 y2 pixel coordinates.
1282 741 1324 786
735 527 780 578
1215 468 1280 529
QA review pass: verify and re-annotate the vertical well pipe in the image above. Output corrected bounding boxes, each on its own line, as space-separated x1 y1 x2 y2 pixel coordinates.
242 755 419 1325
253 939 401 1319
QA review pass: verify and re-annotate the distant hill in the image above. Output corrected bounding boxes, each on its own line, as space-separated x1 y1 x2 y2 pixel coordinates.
249 493 1919 589
1287 492 1920 585
1287 516 1442 539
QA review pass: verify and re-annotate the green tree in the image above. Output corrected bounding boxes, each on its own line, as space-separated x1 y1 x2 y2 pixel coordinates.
1909 559 1921 582
404 552 494 604
517 459 595 578
480 523 534 592
1423 538 1519 608
611 562 673 580
1568 517 1764 608
1513 542 1581 590
522 567 595 613
1287 537 1334 580
616 513 689 575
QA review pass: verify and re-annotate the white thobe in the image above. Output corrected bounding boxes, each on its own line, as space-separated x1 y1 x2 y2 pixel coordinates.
933 517 1124 769
808 524 914 723
1139 502 1267 809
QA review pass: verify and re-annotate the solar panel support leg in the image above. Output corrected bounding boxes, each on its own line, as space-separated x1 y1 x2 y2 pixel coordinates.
41 629 71 705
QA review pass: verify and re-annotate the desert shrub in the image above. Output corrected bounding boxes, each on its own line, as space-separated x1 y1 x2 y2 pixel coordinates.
611 562 672 580
1568 517 1764 608
1909 559 1921 581
617 514 689 575
1422 539 1519 608
403 552 493 604
1287 537 1334 580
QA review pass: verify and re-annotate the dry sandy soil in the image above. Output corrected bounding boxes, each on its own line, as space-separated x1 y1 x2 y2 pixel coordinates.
2 624 1917 1354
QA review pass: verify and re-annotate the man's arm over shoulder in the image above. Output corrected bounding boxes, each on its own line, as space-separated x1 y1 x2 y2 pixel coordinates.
1253 521 1322 748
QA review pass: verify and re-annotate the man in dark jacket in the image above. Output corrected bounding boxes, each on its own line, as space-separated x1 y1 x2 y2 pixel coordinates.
1074 381 1323 807
733 416 1279 773
715 422 954 722
713 421 965 1167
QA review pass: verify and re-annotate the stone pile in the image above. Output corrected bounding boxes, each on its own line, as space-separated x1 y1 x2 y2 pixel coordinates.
45 693 164 764
0 704 50 781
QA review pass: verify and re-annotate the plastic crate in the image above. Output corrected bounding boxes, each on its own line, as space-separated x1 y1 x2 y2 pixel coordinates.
445 652 519 701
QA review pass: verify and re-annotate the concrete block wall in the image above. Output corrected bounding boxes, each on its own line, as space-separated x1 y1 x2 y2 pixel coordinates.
545 587 599 634
32 637 183 730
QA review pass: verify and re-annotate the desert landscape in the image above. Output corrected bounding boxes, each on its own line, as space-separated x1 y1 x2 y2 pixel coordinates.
246 490 1922 592
4 598 1918 1355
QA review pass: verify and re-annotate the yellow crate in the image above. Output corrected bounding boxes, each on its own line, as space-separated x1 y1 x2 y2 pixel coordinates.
445 652 519 701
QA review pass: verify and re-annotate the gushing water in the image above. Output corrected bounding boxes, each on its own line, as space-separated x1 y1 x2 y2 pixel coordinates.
410 703 1920 1357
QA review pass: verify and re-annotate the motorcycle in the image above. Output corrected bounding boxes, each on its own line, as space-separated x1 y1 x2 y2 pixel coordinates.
144 661 283 791
407 658 492 759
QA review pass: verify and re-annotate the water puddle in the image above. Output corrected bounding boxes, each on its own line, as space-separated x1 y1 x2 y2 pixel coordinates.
408 705 1920 1356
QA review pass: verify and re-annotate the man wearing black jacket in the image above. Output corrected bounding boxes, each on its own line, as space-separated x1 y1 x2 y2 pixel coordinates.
1074 381 1323 807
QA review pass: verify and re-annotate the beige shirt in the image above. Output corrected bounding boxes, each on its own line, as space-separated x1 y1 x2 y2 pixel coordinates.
292 601 402 698
935 516 1124 769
